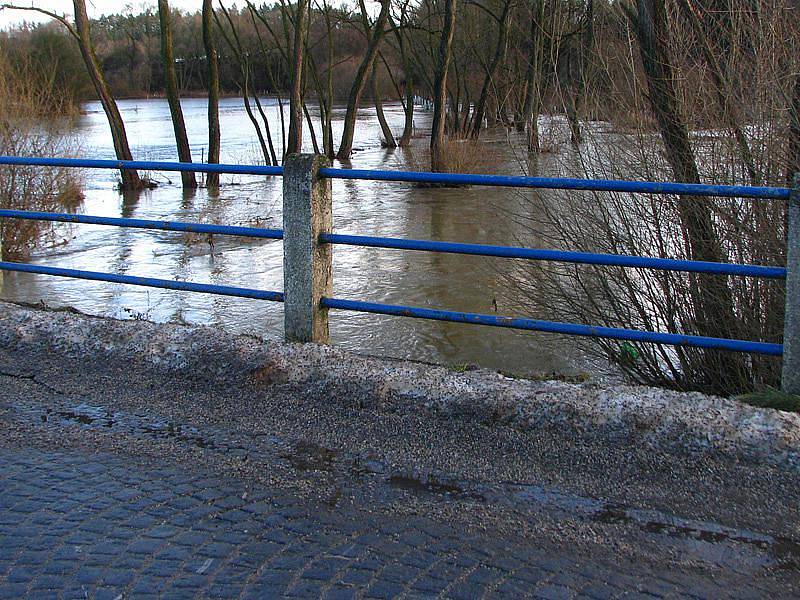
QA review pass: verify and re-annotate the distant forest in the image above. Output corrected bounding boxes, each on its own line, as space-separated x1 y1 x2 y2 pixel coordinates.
2 2 797 149
0 4 343 103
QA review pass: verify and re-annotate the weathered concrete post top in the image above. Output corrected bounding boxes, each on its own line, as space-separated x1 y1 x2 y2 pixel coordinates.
282 153 332 344
783 173 800 395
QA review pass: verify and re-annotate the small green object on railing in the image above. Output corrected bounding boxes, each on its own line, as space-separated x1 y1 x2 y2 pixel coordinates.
619 341 639 363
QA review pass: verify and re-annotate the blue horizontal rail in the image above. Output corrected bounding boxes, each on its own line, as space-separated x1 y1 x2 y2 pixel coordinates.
0 262 284 302
0 156 790 199
321 233 785 278
319 167 790 200
0 156 283 177
0 210 284 240
322 298 783 356
0 211 780 278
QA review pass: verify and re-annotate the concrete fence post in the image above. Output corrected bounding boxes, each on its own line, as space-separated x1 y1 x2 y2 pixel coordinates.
282 153 332 344
783 173 800 395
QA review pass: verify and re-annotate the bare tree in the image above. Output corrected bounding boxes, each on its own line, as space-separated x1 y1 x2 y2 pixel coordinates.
336 0 392 159
202 0 221 188
288 0 309 154
389 2 415 146
430 0 458 171
470 0 514 138
520 0 547 152
158 0 196 189
372 64 398 148
216 4 277 166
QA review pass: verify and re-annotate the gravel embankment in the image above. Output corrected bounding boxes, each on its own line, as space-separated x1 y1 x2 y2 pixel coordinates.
0 300 797 468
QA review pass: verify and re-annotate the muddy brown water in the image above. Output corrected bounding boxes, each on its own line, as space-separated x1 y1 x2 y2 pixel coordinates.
0 97 613 378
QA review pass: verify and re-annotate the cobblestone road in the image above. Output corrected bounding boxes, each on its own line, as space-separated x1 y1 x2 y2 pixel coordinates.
0 447 791 599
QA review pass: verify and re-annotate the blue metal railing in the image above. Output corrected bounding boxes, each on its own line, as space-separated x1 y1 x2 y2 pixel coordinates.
0 155 788 199
0 210 284 240
0 209 783 278
320 233 786 278
320 298 783 355
0 155 790 358
0 262 285 302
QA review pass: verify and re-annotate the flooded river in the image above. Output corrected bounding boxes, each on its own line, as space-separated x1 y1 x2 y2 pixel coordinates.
0 97 599 377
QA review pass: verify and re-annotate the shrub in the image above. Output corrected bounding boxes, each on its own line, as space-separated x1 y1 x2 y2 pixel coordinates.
0 53 84 259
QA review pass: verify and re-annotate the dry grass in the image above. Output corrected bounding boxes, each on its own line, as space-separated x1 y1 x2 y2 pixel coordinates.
406 137 498 179
436 138 492 174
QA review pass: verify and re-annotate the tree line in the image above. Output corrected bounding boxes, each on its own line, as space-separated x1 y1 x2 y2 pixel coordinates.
2 1 794 179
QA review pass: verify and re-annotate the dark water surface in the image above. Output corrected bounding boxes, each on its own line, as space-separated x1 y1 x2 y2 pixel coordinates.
1 97 596 377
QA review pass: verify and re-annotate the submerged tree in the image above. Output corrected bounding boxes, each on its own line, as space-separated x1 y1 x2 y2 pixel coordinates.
202 0 221 188
430 0 458 172
158 0 196 189
470 0 514 138
288 0 309 154
336 0 392 159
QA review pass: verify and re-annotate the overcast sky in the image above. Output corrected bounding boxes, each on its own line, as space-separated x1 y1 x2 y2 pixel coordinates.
0 1 201 29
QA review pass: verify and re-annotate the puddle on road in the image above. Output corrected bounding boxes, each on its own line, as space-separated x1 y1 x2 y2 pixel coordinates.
282 441 338 472
388 474 487 502
140 421 216 449
51 404 115 427
593 503 800 571
44 402 217 450
357 462 800 572
504 483 800 572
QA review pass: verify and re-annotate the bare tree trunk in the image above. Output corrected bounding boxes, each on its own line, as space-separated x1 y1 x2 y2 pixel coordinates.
202 0 221 188
565 50 581 145
324 2 335 157
372 65 397 148
158 0 196 189
522 0 546 153
303 103 320 154
470 0 513 138
288 0 309 154
677 0 757 183
298 0 335 158
390 8 414 147
636 0 748 393
73 0 145 190
571 0 593 145
431 0 458 172
336 0 391 159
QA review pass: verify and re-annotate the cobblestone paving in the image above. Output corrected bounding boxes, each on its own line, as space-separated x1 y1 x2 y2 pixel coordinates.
0 447 789 599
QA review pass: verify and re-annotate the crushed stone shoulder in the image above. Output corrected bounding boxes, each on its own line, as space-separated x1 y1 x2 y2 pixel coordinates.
0 300 796 468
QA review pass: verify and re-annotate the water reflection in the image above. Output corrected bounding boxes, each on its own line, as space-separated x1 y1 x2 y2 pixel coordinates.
1 97 598 378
